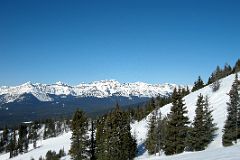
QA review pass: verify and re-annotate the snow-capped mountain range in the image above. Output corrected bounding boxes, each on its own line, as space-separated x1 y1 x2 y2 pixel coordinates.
0 80 185 104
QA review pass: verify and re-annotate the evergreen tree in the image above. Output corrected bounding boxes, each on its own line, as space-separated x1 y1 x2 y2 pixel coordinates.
8 130 17 158
187 95 217 151
108 104 136 160
56 121 63 136
202 95 217 146
29 122 40 149
185 124 194 151
208 66 222 85
192 76 204 92
146 98 156 115
121 110 137 160
145 112 158 155
18 124 28 153
58 148 66 158
233 59 240 73
3 126 9 144
164 88 190 155
89 120 96 160
223 63 232 76
2 126 9 152
95 115 109 160
44 119 56 139
155 112 167 155
186 86 190 95
45 150 59 160
69 109 89 160
96 105 137 160
207 73 214 85
0 136 4 153
191 94 206 151
135 105 144 122
222 74 240 146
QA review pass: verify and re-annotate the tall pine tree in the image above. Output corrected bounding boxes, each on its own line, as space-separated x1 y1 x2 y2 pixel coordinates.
164 88 190 155
202 95 217 146
187 94 217 151
222 74 240 146
191 94 206 151
69 109 89 160
145 111 158 155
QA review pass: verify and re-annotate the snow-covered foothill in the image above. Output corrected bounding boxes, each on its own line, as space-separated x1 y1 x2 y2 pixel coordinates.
131 73 240 159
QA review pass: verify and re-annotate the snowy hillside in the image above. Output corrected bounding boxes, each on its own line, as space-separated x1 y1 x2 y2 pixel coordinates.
131 73 240 159
0 73 239 160
0 80 183 104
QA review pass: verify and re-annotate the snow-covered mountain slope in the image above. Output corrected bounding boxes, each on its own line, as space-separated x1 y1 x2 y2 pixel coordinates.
0 73 239 160
131 73 239 159
0 131 72 160
0 80 184 104
136 143 240 160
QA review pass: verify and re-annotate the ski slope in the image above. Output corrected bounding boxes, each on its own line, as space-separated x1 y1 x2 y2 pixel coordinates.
131 73 240 159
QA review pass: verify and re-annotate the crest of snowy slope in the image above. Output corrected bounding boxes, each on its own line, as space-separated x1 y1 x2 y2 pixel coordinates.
0 80 186 104
131 73 240 159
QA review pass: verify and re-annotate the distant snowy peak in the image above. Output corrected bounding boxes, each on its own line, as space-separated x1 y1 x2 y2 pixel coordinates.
0 80 188 104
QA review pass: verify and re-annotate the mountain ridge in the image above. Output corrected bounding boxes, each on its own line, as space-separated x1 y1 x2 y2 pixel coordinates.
0 80 189 104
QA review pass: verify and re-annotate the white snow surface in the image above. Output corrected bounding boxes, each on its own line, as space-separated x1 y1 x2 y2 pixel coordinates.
0 80 183 103
135 143 240 160
0 73 239 160
0 131 72 160
131 73 240 159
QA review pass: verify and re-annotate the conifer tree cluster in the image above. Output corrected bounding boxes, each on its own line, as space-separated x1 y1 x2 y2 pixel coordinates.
208 64 232 85
95 105 137 160
0 118 70 159
145 89 217 156
145 110 167 155
69 105 137 160
38 148 66 160
43 118 69 140
222 74 240 146
191 59 240 93
207 59 240 87
192 76 205 92
43 119 56 139
145 88 190 156
129 87 189 123
28 122 40 149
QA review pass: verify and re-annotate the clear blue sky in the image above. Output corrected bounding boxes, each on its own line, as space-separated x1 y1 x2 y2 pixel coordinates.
0 0 239 86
